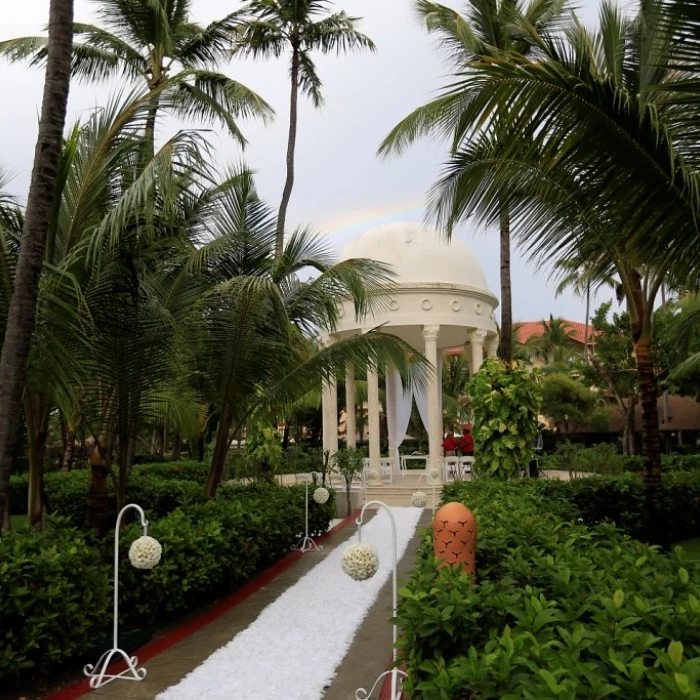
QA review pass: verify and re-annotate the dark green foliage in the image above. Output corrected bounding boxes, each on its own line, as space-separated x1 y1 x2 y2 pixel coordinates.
131 460 212 481
400 480 700 698
534 473 700 543
0 481 334 685
0 523 111 683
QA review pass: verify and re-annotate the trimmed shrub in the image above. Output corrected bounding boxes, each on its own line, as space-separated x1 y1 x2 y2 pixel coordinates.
131 461 213 482
0 523 111 683
531 472 700 542
400 480 700 698
1 481 334 686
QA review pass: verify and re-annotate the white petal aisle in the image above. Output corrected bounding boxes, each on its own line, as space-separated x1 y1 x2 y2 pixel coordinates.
157 507 422 700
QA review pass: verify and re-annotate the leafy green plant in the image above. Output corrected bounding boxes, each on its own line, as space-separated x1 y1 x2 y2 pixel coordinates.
400 479 700 698
244 423 283 483
0 523 111 683
331 448 364 514
466 359 542 478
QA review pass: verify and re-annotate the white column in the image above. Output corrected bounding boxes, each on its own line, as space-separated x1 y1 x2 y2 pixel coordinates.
486 334 499 359
345 366 356 449
322 374 338 458
367 367 381 475
423 325 442 474
469 329 487 376
385 365 399 474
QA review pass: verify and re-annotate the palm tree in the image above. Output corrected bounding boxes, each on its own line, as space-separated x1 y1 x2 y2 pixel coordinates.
527 316 577 365
0 0 75 532
554 258 617 363
230 0 375 258
379 0 569 363
0 0 272 152
179 167 428 496
406 0 700 544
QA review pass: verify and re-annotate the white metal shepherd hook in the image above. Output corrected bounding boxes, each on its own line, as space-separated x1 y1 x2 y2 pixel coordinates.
292 480 323 553
84 503 159 689
353 501 407 700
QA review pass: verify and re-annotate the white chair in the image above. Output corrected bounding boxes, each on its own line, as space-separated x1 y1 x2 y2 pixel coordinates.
443 456 460 481
459 456 475 480
379 458 394 483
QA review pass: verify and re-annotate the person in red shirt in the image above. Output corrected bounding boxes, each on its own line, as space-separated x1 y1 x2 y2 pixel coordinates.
460 426 474 456
442 431 459 456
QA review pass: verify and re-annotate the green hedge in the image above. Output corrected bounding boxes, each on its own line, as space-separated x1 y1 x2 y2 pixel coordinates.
539 443 700 475
399 480 700 698
529 472 700 542
0 483 335 685
0 523 111 682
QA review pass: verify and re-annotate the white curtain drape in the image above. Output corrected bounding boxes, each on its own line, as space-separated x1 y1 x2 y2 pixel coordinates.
413 378 429 435
386 367 414 453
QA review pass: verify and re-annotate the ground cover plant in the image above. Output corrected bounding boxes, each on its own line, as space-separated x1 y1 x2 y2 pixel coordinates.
398 479 700 698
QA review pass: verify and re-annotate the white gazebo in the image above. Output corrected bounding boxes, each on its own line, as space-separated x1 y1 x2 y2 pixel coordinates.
321 221 499 476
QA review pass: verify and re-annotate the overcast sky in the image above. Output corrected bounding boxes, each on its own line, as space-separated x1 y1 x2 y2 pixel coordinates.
1 0 607 323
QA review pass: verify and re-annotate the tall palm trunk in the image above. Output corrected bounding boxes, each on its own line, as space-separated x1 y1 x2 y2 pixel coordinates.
0 0 74 531
584 279 591 363
497 207 512 364
628 270 667 547
85 440 110 534
25 393 50 530
204 405 233 498
275 46 300 259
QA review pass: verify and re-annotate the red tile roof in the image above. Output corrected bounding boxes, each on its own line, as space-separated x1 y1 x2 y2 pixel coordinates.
514 320 594 345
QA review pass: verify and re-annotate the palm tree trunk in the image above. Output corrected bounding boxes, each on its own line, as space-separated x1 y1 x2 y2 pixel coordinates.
85 440 110 534
497 207 512 364
584 279 591 363
61 430 75 471
0 0 74 530
634 336 667 546
204 406 233 498
275 46 300 259
171 430 181 460
627 268 667 546
25 394 50 530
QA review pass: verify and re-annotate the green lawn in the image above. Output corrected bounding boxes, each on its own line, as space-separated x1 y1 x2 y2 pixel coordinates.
677 536 700 561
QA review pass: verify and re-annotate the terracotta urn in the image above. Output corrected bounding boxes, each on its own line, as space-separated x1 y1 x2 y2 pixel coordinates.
433 502 477 579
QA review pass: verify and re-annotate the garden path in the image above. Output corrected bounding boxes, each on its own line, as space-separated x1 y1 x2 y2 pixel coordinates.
77 508 430 700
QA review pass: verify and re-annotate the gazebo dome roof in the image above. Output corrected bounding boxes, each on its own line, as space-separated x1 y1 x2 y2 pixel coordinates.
340 221 489 291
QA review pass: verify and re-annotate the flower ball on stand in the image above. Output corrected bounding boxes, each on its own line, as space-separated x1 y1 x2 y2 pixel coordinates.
341 543 380 581
313 487 330 505
129 535 162 569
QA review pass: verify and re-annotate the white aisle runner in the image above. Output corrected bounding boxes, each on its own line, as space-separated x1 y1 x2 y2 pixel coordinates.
157 507 422 700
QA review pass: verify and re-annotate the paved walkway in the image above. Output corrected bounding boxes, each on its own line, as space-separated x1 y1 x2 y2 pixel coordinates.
80 510 431 700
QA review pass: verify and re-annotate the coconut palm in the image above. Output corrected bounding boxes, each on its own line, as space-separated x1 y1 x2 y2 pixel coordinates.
0 0 272 152
379 0 569 363
0 0 75 532
230 0 375 258
406 0 700 544
526 316 577 366
179 167 428 496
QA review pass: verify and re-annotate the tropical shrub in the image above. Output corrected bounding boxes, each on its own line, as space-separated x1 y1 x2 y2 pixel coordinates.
400 480 700 698
534 472 700 543
0 523 111 682
1 482 334 685
466 359 542 478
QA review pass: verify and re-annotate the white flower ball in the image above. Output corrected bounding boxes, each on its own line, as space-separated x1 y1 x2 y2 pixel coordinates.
313 487 329 505
368 469 380 481
411 491 428 508
428 467 440 480
341 543 379 581
128 535 162 570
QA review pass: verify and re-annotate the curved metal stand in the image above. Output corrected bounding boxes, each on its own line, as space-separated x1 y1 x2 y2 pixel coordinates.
355 668 408 700
355 500 404 700
84 504 149 689
292 481 322 553
417 472 439 515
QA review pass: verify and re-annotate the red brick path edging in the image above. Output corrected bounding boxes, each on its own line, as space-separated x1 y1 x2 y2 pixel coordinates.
43 511 360 700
